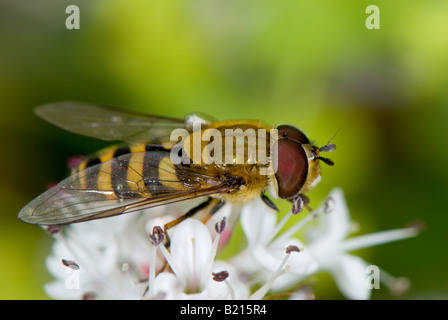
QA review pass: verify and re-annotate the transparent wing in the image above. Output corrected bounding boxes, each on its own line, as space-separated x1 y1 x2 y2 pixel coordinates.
35 102 186 144
18 151 229 225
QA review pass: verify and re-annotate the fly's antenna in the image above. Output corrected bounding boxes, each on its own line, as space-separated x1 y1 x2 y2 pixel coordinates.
318 129 338 166
317 156 334 166
318 144 336 153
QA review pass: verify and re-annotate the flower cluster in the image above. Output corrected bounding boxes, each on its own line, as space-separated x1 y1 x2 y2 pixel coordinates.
44 188 419 300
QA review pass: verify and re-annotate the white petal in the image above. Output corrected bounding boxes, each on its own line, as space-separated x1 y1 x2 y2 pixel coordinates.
321 188 352 241
287 249 319 276
307 188 351 243
169 219 213 289
229 248 261 275
153 272 186 300
98 240 119 275
252 244 283 271
288 286 315 300
44 280 83 300
240 198 277 247
329 253 370 300
69 213 134 247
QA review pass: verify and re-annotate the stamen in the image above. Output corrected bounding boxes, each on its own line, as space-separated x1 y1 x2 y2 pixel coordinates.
148 244 157 296
82 292 96 300
276 205 325 243
201 217 226 289
149 226 165 246
121 263 130 272
285 245 300 254
292 196 303 214
62 259 79 271
324 196 335 213
341 227 419 252
278 245 299 270
250 245 300 299
58 229 123 297
389 277 410 297
406 220 427 232
157 244 181 276
149 226 181 277
45 225 63 235
250 266 290 300
212 270 229 282
212 271 235 300
375 266 410 296
269 211 293 242
121 262 142 298
215 216 227 234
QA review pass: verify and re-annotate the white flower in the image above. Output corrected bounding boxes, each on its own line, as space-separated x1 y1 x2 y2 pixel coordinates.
148 218 249 299
297 188 419 300
44 188 419 300
231 198 319 287
44 203 249 300
232 188 419 299
45 212 153 299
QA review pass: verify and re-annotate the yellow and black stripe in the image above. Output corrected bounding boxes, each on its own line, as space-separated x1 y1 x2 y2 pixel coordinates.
72 144 180 199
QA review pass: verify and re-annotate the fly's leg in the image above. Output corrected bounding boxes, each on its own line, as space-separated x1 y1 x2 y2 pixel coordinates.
201 199 226 223
164 197 214 231
163 197 225 246
260 193 279 211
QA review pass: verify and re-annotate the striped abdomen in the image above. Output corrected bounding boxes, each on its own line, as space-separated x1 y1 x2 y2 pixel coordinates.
70 144 186 199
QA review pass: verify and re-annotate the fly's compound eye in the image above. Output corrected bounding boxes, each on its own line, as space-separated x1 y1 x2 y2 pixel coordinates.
277 125 310 144
274 139 308 199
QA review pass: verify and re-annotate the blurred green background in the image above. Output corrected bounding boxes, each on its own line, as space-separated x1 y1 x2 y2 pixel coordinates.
1 0 447 299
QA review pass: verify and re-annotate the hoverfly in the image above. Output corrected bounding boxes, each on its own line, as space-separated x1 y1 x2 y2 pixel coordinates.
18 102 335 229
